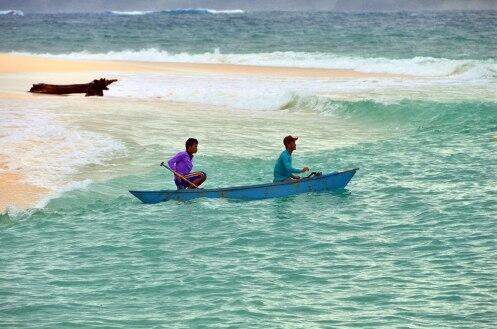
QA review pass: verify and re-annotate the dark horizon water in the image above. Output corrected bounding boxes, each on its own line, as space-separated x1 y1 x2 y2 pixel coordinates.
1 10 496 59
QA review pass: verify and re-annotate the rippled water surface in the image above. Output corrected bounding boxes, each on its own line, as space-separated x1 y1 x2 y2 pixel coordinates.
2 98 496 327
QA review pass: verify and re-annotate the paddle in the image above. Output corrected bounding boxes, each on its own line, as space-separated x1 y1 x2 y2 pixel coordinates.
160 162 198 188
305 171 322 178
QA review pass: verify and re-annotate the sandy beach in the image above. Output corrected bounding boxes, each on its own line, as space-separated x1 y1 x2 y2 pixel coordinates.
0 53 403 78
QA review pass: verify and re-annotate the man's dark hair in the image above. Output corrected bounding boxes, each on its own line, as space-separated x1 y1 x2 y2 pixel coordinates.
185 138 198 149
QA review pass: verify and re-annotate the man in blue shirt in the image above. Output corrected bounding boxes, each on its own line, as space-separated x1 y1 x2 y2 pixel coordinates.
273 135 309 182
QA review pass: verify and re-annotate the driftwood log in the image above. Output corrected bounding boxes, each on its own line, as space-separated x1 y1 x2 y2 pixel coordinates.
29 78 117 96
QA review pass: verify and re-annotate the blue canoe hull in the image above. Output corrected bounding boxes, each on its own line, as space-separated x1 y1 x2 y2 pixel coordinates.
129 168 358 204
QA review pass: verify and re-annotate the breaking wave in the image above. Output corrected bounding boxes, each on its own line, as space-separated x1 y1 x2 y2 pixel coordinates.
162 8 244 14
107 11 154 16
281 95 497 130
106 8 244 15
0 10 24 16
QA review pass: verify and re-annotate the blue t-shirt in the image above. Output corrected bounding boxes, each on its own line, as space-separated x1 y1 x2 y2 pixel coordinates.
273 150 301 182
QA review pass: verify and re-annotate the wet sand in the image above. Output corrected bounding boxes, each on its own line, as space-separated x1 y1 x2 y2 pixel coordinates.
0 156 48 213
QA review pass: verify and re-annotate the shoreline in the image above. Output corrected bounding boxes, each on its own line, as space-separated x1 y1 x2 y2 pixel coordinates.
0 52 407 214
0 53 406 79
0 156 47 214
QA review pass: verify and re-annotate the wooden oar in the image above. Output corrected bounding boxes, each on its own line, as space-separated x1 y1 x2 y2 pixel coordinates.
160 162 198 188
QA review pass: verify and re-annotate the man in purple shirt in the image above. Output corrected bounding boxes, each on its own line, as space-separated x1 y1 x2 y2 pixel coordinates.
167 138 207 189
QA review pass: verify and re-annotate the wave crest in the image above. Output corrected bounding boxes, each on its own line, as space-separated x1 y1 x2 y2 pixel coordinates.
161 8 244 14
106 8 244 15
0 10 24 16
281 96 497 129
107 11 154 16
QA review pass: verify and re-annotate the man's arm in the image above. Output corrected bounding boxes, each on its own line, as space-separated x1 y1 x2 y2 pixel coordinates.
168 152 187 180
167 152 183 171
282 154 302 174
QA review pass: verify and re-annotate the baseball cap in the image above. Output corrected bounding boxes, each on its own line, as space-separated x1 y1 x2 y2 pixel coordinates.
283 135 298 145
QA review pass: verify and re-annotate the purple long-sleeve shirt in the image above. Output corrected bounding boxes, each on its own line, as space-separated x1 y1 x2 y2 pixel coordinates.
167 151 193 175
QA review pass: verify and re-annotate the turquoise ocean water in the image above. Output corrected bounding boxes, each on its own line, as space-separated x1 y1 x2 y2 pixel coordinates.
1 10 496 327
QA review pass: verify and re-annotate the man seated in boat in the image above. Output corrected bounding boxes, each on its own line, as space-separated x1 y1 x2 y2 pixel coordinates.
167 138 207 189
273 135 309 182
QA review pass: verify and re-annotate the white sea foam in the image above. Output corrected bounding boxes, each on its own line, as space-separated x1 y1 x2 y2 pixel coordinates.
161 8 244 14
107 8 244 15
15 49 496 80
108 11 154 16
105 69 495 112
200 9 244 14
0 108 126 191
75 49 494 110
0 10 24 16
